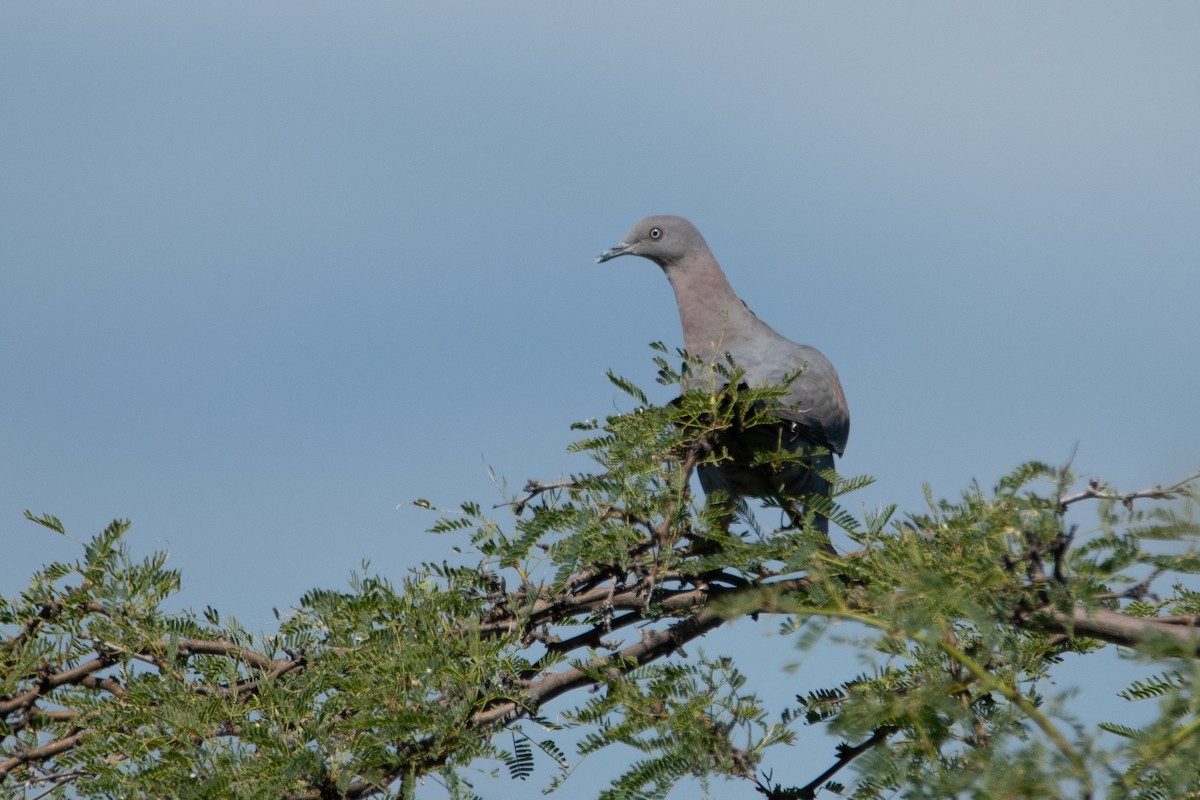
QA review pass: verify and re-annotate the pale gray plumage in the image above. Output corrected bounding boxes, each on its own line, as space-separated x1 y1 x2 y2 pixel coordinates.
596 215 849 534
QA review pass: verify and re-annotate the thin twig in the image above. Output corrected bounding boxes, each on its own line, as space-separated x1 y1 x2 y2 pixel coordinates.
503 479 578 514
1059 471 1200 512
758 725 897 800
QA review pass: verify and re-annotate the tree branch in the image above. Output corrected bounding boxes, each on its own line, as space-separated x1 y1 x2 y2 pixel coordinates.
1058 471 1199 512
1036 604 1200 653
0 730 85 781
756 725 898 800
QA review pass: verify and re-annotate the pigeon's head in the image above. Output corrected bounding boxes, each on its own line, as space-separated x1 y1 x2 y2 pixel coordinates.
596 215 708 269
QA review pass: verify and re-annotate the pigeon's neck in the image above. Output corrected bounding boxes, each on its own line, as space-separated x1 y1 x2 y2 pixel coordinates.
662 256 765 361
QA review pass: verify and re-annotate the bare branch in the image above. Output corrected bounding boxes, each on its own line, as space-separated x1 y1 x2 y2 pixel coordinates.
1059 471 1200 512
1036 604 1200 653
756 725 898 800
0 729 85 781
505 479 578 514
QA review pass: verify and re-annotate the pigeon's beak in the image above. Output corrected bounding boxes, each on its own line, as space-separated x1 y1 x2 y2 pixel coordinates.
595 241 632 264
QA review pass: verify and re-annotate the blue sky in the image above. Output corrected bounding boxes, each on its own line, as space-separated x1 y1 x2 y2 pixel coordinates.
2 3 1198 797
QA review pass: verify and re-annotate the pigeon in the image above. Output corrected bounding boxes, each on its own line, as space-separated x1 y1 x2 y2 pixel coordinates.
597 215 849 539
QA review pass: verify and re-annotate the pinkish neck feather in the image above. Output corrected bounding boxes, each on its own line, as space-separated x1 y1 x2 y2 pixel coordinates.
663 257 765 358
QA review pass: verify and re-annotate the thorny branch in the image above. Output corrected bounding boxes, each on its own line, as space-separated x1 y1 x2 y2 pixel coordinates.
1058 470 1200 512
3 470 1198 797
754 725 899 800
506 479 577 516
1 496 810 795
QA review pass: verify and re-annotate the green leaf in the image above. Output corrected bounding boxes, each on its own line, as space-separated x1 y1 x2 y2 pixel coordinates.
24 509 66 534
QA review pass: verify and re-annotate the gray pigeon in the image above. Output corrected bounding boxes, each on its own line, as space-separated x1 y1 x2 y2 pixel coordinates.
596 215 850 537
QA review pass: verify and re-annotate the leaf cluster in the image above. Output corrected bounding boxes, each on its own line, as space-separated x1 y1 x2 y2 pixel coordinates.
3 356 1199 800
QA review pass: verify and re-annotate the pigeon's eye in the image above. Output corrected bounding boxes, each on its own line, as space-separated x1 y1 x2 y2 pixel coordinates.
649 227 663 240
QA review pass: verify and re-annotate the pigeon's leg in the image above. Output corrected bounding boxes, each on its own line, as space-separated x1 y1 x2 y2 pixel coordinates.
777 496 837 556
776 455 837 555
685 493 739 556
